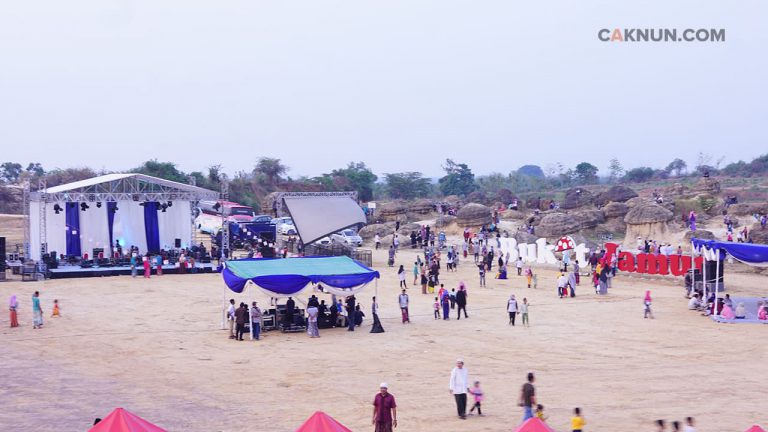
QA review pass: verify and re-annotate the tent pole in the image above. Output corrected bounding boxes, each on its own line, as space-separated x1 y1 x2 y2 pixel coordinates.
702 248 708 313
250 281 255 341
690 240 695 298
221 272 226 330
714 252 721 316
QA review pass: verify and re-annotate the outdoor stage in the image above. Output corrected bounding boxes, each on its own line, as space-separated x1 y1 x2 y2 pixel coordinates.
48 263 217 279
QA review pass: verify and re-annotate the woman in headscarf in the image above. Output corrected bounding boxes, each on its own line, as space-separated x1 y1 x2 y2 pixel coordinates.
370 296 385 333
9 295 19 328
689 210 697 231
644 290 654 319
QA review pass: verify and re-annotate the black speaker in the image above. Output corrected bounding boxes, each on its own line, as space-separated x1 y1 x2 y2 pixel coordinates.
175 238 181 248
704 260 724 283
0 237 5 272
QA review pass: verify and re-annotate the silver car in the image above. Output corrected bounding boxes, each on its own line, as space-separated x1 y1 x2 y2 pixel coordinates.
331 229 363 247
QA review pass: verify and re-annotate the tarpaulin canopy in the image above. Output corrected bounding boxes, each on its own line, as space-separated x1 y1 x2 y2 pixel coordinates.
283 195 366 245
222 256 380 295
295 411 353 432
513 417 557 432
692 238 768 266
88 408 166 432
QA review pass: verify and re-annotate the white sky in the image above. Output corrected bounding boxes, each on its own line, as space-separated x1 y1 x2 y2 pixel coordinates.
0 1 765 178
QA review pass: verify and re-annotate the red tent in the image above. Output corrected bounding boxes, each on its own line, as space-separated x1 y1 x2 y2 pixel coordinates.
295 411 353 432
745 426 767 432
88 408 167 432
513 417 557 432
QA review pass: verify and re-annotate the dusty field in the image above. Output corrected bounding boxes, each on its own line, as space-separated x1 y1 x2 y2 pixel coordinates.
2 242 767 432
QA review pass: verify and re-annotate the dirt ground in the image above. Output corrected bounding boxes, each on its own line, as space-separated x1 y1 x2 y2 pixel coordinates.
2 240 767 432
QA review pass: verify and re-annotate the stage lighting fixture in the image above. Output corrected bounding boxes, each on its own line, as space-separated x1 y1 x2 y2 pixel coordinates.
80 203 89 211
53 204 63 214
96 202 102 208
160 203 168 212
167 201 173 207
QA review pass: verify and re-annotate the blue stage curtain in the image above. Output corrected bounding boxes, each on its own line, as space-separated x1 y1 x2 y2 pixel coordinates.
107 202 117 251
65 203 82 257
144 202 160 253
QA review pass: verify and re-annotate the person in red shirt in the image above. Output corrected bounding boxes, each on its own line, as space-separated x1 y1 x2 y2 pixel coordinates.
372 383 397 431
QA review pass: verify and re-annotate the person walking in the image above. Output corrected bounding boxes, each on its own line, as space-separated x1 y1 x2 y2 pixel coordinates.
449 358 469 419
442 294 450 320
375 234 381 250
142 255 151 278
346 296 356 331
519 372 536 421
644 290 654 319
516 257 523 276
477 263 486 287
521 298 530 327
468 380 484 416
397 265 407 288
32 291 43 329
507 294 518 325
371 296 385 333
456 283 468 319
398 290 410 324
412 261 419 285
9 295 19 328
372 383 397 431
525 266 533 288
307 303 320 338
250 301 262 340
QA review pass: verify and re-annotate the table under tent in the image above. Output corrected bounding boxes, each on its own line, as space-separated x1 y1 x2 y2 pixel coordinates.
221 256 380 337
691 238 768 324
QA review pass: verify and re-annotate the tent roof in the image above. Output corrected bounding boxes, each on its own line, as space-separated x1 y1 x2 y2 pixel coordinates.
88 408 167 432
746 426 767 432
512 418 557 432
282 195 366 245
295 411 353 432
46 173 216 196
222 256 380 295
692 238 768 266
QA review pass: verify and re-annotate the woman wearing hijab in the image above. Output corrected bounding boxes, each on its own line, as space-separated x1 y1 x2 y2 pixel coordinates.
370 296 385 333
397 265 407 288
9 295 19 328
644 291 654 319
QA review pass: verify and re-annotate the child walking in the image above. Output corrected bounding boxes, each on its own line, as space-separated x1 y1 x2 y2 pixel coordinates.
521 298 529 327
525 266 533 288
535 404 547 421
571 407 585 432
644 290 654 319
51 299 61 317
433 297 440 319
468 380 484 416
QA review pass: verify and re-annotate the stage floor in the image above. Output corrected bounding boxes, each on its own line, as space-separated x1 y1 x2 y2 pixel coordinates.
48 263 217 279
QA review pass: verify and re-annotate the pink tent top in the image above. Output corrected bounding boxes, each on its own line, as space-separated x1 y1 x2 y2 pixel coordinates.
295 411 353 432
745 426 767 432
513 417 557 432
88 408 167 432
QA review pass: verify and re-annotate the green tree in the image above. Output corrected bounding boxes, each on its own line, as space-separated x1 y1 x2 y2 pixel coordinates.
608 158 623 184
0 162 23 183
253 157 287 185
25 163 45 178
438 159 476 196
44 167 99 187
329 162 378 201
384 172 431 199
132 160 187 183
664 158 687 177
622 167 655 183
574 162 599 184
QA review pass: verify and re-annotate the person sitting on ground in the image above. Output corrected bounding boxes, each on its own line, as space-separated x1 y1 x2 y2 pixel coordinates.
721 302 735 320
757 301 767 321
734 302 746 319
496 264 508 280
723 294 733 309
687 294 701 310
354 305 365 326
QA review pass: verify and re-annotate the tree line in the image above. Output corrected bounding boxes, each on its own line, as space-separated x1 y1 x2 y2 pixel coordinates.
2 153 768 213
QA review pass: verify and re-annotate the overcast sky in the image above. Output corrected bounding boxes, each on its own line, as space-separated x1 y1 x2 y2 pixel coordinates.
1 1 765 178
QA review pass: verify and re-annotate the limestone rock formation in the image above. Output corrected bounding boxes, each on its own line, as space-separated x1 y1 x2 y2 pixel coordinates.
561 188 595 209
358 223 394 240
602 202 630 219
595 185 638 206
456 203 492 227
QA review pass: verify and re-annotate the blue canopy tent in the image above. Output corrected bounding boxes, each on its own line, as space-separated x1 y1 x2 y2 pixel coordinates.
691 238 768 321
220 256 380 338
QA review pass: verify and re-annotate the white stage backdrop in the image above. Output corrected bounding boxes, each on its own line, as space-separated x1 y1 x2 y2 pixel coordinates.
30 200 192 260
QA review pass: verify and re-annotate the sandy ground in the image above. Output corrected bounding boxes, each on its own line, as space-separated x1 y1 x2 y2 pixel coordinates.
2 243 767 432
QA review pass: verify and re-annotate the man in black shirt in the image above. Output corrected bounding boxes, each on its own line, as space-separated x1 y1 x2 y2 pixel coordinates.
520 372 536 421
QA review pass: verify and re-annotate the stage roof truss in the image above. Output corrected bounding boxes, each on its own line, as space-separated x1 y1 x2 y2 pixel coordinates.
29 173 219 203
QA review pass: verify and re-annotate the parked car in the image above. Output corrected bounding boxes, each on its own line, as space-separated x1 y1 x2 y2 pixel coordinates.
330 229 363 247
272 217 297 235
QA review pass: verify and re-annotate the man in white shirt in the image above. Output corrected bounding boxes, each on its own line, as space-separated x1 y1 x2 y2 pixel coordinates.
449 358 469 419
227 299 236 339
557 273 569 298
398 290 410 324
688 294 701 310
684 416 697 432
